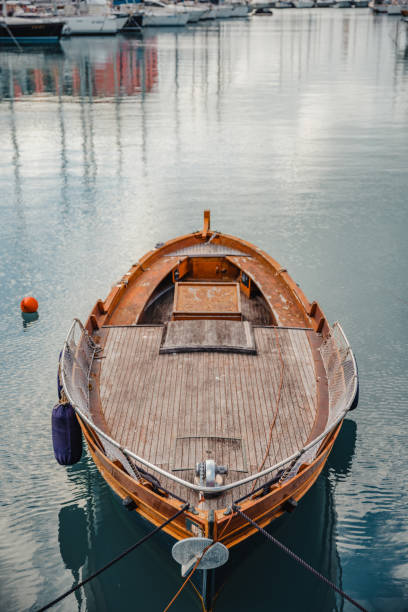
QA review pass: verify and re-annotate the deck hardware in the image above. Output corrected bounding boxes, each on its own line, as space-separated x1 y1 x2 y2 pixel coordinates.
283 497 298 513
155 242 165 249
122 496 137 511
196 459 228 492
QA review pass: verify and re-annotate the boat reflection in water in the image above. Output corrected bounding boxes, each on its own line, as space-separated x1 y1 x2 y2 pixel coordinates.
0 34 158 101
57 420 357 610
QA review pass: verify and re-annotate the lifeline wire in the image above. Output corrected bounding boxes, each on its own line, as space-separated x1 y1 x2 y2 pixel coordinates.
37 503 189 612
232 506 368 612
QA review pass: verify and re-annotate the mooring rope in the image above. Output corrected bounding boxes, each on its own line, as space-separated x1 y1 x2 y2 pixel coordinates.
232 505 368 612
37 503 189 612
163 542 214 612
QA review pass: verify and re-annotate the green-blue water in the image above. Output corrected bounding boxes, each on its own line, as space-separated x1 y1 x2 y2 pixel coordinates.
0 10 407 611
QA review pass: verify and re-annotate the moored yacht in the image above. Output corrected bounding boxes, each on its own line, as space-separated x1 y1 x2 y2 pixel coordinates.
0 15 65 43
54 211 359 611
386 1 401 13
368 0 388 11
230 1 250 16
141 0 189 26
61 0 128 35
292 1 315 8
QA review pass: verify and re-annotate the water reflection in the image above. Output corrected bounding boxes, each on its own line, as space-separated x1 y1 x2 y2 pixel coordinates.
21 311 39 329
58 505 87 609
0 35 158 100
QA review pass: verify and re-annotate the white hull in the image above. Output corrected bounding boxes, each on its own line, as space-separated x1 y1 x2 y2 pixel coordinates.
230 3 250 16
200 6 217 18
186 7 208 21
62 15 127 35
386 4 401 13
142 10 189 26
213 4 235 17
369 2 388 11
293 1 314 7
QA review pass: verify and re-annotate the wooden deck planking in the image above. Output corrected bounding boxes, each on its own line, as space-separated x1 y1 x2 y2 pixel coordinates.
98 326 321 508
289 329 316 424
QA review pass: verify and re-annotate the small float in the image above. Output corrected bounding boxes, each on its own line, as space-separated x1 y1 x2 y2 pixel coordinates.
55 211 358 609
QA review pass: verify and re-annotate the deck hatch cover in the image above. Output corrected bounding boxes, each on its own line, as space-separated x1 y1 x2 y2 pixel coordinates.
160 319 257 354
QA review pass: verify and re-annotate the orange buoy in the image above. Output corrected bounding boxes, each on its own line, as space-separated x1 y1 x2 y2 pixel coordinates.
20 296 38 313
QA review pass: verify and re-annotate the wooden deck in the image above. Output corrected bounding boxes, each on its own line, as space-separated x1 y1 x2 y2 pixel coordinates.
96 325 323 509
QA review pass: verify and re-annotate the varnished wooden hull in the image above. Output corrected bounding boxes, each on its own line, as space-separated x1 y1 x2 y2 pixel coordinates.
80 416 342 547
59 213 357 608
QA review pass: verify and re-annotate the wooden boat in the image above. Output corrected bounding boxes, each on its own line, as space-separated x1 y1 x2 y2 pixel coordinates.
58 211 358 609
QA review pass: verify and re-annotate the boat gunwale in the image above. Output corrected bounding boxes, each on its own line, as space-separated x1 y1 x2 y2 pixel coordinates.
85 229 322 334
61 318 357 496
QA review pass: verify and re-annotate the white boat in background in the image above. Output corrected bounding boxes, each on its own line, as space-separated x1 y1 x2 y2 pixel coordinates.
274 1 293 7
212 3 235 17
61 0 128 35
335 0 352 6
199 4 217 18
353 0 369 6
185 6 208 21
292 1 314 7
386 2 401 13
63 14 128 34
142 0 189 26
230 2 250 16
368 0 388 11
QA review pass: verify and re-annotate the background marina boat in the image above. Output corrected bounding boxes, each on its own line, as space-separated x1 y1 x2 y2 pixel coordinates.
139 0 190 26
292 1 315 8
274 1 293 7
368 0 388 11
335 0 352 7
60 0 128 35
62 14 128 35
185 6 208 21
211 3 235 18
0 16 65 43
55 211 358 609
386 1 402 13
315 0 335 6
199 3 217 18
179 2 209 21
229 2 251 16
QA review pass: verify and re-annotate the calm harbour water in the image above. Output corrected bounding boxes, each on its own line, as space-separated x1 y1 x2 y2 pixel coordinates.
0 10 408 611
